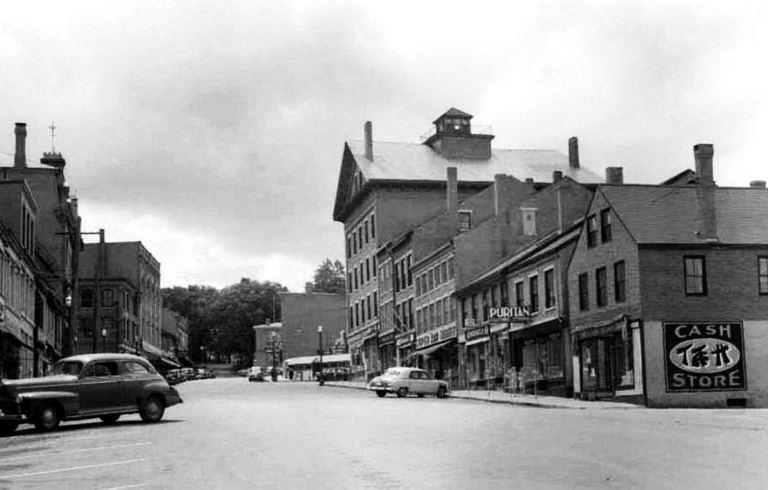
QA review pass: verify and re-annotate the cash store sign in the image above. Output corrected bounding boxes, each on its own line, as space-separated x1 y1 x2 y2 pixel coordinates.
664 322 746 392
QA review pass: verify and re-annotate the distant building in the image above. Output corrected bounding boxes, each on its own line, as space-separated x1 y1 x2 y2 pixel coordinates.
333 108 601 381
77 241 163 363
161 307 188 368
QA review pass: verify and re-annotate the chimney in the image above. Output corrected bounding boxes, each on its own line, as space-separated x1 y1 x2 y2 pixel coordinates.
694 144 717 241
14 123 27 168
568 137 580 169
606 167 624 185
446 167 458 213
364 121 373 161
525 177 534 185
750 180 766 189
553 170 563 183
494 174 506 216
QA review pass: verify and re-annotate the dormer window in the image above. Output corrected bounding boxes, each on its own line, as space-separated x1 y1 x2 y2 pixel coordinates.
522 208 537 236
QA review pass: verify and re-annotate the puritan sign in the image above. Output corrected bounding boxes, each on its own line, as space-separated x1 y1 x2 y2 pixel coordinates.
664 322 746 392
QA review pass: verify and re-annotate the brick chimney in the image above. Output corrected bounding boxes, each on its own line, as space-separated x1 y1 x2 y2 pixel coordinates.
606 167 624 184
14 123 27 168
494 174 506 216
553 170 563 183
694 144 717 241
364 121 373 161
446 167 458 213
568 137 580 169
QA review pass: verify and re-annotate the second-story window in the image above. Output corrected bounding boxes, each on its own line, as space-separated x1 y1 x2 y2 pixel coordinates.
529 276 539 313
81 288 94 308
614 261 626 302
515 281 524 308
370 214 376 239
596 267 607 307
684 256 707 295
544 269 555 309
102 289 114 307
587 214 598 248
407 255 412 286
578 273 589 311
600 208 612 243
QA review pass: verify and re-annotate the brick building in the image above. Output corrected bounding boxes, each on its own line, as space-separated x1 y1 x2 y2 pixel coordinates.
77 241 163 362
333 108 601 381
568 145 768 407
0 123 80 377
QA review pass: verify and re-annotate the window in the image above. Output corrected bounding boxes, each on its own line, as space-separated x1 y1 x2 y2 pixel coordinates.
578 273 589 311
121 361 150 375
529 276 539 313
459 210 472 231
760 257 768 295
348 273 352 293
373 291 378 317
600 208 612 243
366 258 370 281
544 269 555 309
370 215 376 238
347 238 352 258
614 261 626 302
372 256 377 277
355 303 360 327
448 257 455 278
81 288 94 308
352 232 357 254
436 298 444 326
349 307 353 329
441 262 447 284
500 281 509 307
367 295 372 320
450 298 456 322
358 228 363 250
354 268 358 290
407 255 412 286
684 256 707 295
515 281 524 308
587 214 598 248
102 289 114 307
596 267 607 307
428 269 434 291
415 276 422 296
365 220 369 243
435 265 442 286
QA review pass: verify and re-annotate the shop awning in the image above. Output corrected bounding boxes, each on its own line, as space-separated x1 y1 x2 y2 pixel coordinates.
160 357 181 369
413 339 456 357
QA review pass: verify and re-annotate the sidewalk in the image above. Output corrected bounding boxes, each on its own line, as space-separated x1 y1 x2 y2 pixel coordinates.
325 381 643 409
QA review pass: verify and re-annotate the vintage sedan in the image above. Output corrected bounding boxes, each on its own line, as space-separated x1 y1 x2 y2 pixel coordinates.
368 367 449 399
0 353 183 436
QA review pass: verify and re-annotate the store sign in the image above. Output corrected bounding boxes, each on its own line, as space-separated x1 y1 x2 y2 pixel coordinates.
465 325 490 342
664 322 746 392
379 331 395 346
488 306 531 323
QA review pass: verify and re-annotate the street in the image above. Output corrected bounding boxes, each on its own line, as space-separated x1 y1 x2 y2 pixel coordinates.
2 377 768 489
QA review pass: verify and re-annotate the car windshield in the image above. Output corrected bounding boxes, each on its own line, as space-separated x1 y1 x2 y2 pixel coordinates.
51 360 84 377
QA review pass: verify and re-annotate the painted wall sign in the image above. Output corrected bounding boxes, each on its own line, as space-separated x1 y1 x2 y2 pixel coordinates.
664 322 746 392
379 331 395 346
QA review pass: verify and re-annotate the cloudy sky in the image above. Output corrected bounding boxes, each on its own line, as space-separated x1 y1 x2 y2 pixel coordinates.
1 1 766 292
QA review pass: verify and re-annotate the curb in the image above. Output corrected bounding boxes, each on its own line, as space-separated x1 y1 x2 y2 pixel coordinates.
323 383 641 410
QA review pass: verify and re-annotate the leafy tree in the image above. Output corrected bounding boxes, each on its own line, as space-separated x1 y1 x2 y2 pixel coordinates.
306 258 346 294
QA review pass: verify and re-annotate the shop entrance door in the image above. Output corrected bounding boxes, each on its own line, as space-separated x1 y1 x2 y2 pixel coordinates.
580 338 613 396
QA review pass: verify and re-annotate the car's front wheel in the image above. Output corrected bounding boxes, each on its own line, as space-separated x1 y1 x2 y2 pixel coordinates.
33 403 61 432
436 386 448 398
139 396 165 423
100 414 121 424
376 390 387 398
0 421 18 437
396 387 408 398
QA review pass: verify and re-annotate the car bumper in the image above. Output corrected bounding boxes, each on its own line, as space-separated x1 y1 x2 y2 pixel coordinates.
367 385 393 392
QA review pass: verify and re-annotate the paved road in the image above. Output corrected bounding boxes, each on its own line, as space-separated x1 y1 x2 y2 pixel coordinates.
2 378 768 489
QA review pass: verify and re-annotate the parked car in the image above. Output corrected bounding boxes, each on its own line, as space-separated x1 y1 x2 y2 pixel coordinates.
0 353 183 436
368 367 449 398
247 368 264 382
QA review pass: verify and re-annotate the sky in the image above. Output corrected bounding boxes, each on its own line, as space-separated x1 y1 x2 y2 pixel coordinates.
1 0 766 292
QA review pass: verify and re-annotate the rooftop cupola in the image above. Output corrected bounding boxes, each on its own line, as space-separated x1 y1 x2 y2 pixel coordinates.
421 107 494 160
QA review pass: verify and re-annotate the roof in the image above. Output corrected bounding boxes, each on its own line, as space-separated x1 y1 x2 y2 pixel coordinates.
433 107 473 123
284 353 351 366
601 185 768 244
60 353 147 363
346 140 603 184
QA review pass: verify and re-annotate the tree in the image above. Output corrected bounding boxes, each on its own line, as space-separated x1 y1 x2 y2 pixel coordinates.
306 258 346 294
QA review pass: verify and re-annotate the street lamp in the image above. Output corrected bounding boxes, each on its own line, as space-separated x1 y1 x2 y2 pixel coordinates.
317 325 324 386
101 328 107 353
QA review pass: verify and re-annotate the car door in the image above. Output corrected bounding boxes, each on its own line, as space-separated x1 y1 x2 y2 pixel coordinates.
77 360 126 414
120 360 156 408
408 371 425 394
421 371 439 395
